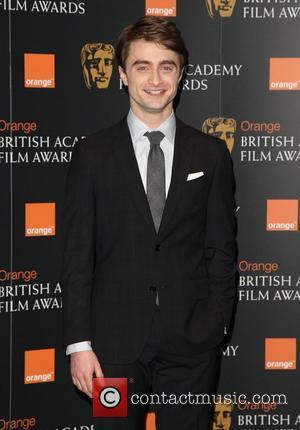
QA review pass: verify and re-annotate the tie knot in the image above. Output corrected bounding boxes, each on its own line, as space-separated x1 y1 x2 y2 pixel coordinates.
144 131 165 147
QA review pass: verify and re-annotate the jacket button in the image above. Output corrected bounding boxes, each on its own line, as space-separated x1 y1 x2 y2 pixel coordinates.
155 244 160 251
149 285 157 292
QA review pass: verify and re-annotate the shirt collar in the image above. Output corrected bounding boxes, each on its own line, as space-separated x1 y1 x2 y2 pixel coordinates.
127 109 176 145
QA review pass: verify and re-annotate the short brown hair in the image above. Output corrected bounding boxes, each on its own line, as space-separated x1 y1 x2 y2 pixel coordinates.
116 16 188 70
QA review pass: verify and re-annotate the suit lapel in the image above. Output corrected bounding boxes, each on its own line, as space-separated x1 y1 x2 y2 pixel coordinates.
157 118 195 240
111 117 157 238
111 116 196 240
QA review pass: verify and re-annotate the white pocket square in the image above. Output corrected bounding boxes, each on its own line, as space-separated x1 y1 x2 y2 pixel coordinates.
187 171 204 181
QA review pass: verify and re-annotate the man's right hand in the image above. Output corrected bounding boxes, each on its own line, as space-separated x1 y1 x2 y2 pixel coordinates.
70 350 103 398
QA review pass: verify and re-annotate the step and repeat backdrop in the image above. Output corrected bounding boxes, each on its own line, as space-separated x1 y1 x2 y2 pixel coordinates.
0 0 299 429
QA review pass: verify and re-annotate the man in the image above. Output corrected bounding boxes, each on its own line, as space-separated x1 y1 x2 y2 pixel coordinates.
61 16 237 430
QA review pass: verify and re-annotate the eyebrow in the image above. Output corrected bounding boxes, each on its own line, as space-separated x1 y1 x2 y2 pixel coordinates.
131 60 178 67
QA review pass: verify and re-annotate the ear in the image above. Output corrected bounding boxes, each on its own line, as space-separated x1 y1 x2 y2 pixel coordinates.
118 66 128 86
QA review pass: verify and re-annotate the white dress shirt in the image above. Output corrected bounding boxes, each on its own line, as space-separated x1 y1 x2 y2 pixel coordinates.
66 109 176 355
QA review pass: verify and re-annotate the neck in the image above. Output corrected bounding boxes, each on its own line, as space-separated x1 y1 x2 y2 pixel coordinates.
130 105 173 129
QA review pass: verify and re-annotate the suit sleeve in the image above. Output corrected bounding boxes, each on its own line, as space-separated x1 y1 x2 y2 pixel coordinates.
204 140 238 331
60 140 95 347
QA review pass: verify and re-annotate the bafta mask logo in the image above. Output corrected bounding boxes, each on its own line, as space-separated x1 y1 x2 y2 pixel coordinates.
213 402 233 430
202 117 237 153
81 43 115 90
205 0 236 18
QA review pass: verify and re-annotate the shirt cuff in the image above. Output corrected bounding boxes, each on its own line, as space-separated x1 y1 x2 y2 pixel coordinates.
66 341 92 355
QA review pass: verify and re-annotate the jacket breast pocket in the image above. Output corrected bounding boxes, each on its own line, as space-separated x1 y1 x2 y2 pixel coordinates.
182 176 208 210
184 172 207 191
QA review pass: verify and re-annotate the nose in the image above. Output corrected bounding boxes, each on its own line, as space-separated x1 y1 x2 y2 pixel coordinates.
214 413 224 429
97 60 106 75
149 68 162 86
220 131 226 141
217 415 225 429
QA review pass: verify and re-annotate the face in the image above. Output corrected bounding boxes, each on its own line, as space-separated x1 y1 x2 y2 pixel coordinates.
205 120 235 153
119 40 183 119
213 0 236 17
213 123 235 152
85 48 114 89
213 404 232 430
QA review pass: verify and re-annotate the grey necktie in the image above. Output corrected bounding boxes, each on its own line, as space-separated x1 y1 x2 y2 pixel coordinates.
144 131 166 233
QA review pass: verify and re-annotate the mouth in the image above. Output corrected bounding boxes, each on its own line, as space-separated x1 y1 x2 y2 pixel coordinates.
143 89 166 96
95 77 108 82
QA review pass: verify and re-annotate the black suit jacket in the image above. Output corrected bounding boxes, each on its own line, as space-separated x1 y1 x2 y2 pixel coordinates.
61 116 237 363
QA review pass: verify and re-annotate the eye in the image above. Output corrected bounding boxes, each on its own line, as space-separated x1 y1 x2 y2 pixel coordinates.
88 60 99 68
161 65 173 72
214 132 223 138
136 66 148 71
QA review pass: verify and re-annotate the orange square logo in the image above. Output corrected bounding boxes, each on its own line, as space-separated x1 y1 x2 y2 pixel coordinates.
269 58 300 91
266 199 298 231
24 53 55 88
24 348 55 384
265 338 296 370
25 202 56 237
146 412 156 430
146 0 176 16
